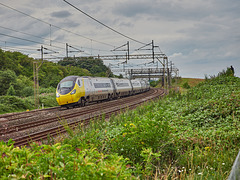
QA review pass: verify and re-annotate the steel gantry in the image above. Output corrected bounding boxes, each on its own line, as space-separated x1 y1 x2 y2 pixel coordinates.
90 53 179 88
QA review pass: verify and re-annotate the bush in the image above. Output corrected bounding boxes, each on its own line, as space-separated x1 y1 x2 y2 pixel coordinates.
0 140 133 179
39 94 58 107
0 69 17 95
183 82 190 89
20 86 34 97
6 85 16 96
0 96 32 113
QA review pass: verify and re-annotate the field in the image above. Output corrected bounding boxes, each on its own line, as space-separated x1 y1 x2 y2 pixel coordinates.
0 74 239 179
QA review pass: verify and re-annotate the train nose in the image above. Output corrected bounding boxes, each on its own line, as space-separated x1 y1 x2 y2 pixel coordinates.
57 94 74 105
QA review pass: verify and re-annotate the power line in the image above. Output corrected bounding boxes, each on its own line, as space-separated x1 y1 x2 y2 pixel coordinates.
0 32 65 51
63 0 147 45
0 2 114 48
0 25 113 55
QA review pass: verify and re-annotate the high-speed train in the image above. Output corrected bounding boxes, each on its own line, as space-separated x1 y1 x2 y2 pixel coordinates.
56 76 150 108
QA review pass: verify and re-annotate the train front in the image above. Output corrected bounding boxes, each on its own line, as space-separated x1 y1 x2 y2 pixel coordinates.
56 76 79 106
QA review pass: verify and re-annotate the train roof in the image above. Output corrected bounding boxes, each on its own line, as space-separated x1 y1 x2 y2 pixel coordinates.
60 76 79 83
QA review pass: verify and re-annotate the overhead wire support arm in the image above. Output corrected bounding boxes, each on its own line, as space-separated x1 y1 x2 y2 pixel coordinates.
135 41 153 51
111 41 130 62
136 40 159 63
66 43 84 58
111 42 128 51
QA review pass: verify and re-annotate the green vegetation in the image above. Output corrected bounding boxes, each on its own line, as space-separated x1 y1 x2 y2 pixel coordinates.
0 49 113 113
1 69 239 179
58 57 113 77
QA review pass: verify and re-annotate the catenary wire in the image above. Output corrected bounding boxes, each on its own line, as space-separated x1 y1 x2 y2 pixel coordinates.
0 2 115 48
63 0 147 45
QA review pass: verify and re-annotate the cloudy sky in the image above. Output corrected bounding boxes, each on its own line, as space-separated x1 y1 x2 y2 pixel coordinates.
0 0 239 78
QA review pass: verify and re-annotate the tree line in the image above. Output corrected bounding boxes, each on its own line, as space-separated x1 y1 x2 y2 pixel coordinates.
0 49 114 97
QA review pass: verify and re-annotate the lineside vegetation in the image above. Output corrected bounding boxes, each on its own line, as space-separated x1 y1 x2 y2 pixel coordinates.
1 67 239 179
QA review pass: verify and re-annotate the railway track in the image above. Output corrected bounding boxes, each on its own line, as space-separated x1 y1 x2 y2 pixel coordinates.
0 88 165 147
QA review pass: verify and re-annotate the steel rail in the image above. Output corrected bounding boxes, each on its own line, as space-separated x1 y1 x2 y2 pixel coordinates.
4 89 165 146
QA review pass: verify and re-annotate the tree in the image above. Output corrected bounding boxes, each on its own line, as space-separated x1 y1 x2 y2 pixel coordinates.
7 85 16 96
0 70 17 95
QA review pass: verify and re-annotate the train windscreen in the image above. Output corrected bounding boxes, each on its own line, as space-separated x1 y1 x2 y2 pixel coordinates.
57 76 78 95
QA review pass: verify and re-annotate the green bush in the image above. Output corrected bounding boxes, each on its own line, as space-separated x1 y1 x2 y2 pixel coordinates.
0 69 17 95
39 94 58 107
6 85 16 96
20 86 34 97
183 82 190 89
0 140 133 179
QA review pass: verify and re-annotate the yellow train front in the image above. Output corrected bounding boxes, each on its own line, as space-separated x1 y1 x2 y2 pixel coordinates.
56 76 85 108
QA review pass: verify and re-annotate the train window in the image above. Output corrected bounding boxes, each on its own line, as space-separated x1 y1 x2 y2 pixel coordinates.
77 79 81 87
60 81 73 88
94 83 111 88
116 83 129 87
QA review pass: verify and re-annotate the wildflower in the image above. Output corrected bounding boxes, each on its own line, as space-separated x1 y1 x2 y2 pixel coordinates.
124 124 127 126
126 164 131 169
205 146 211 151
123 133 127 137
222 163 225 165
130 123 136 128
76 148 81 153
198 172 202 175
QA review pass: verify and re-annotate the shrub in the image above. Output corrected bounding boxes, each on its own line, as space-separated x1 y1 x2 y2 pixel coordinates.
183 82 190 89
6 85 16 96
0 140 133 179
20 86 34 97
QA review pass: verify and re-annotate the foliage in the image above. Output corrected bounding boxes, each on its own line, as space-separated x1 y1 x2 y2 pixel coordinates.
0 140 133 179
6 85 16 96
0 69 17 95
0 93 58 114
182 82 190 89
58 57 113 77
0 96 33 113
61 75 239 179
150 80 160 87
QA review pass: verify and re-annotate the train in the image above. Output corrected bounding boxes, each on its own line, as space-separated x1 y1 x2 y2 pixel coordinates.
56 76 150 108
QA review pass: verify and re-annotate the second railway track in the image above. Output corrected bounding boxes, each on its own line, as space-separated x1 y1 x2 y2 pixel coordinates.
0 88 165 146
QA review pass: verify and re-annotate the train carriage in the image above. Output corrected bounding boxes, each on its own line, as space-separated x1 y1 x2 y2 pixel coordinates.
111 78 132 97
130 79 142 94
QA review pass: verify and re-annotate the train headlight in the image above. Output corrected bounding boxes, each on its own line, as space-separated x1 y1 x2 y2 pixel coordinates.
70 89 76 95
56 93 60 98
